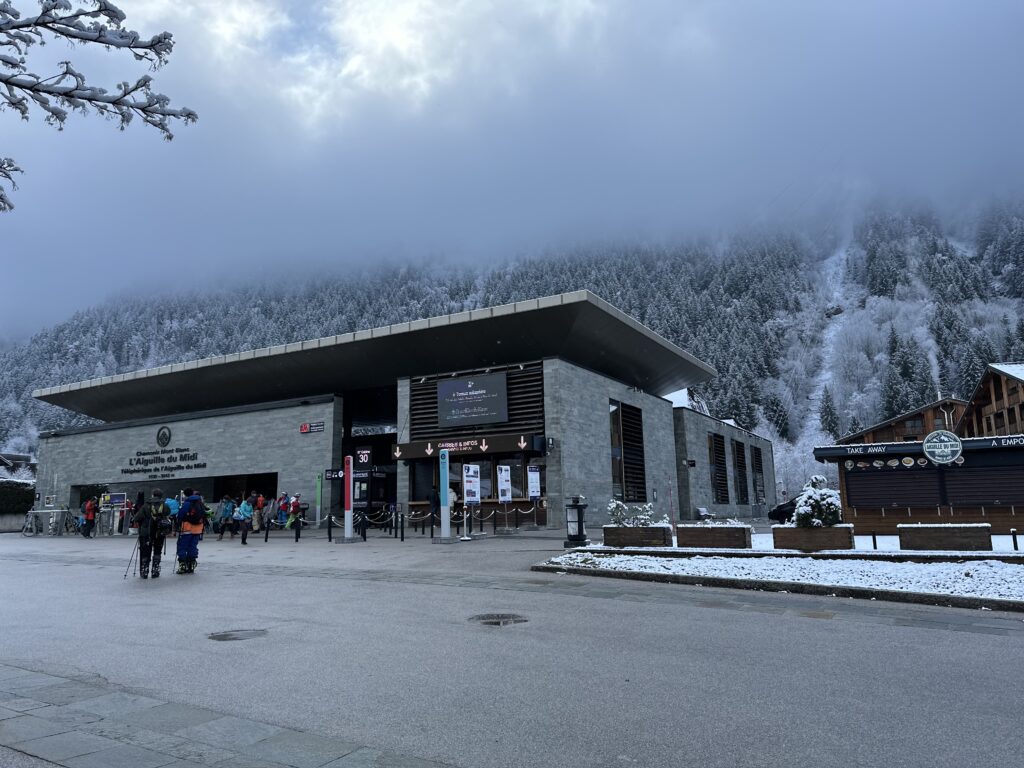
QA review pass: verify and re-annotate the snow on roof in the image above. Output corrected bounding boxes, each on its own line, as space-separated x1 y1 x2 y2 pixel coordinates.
989 362 1024 383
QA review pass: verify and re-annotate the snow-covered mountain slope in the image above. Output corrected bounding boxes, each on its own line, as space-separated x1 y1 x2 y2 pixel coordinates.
3 206 1023 495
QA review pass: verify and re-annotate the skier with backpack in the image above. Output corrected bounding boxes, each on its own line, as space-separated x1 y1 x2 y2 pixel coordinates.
176 488 206 574
132 488 171 578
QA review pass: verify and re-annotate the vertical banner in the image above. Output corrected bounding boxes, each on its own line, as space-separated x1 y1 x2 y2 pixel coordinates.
497 465 512 503
463 464 481 505
527 465 541 499
439 449 451 539
343 455 354 540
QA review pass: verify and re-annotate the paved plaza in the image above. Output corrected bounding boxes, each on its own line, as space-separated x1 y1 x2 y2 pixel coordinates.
1 528 1023 768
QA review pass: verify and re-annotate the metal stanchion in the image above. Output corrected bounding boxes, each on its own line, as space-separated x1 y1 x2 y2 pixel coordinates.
1012 528 1019 551
264 523 270 543
294 518 300 542
328 513 333 543
400 513 405 542
871 530 877 550
515 507 520 529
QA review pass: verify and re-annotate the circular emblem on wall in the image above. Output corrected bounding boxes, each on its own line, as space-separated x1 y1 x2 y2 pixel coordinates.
922 430 962 464
157 426 172 448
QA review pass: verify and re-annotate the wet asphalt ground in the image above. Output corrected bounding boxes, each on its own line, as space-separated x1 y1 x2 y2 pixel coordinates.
1 527 1022 768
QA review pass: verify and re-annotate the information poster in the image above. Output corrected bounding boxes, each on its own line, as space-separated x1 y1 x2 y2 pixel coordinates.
527 466 541 499
463 464 481 504
497 465 512 503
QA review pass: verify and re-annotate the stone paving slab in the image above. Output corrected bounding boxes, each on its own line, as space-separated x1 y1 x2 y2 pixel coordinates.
26 683 110 707
234 728 361 768
117 702 223 733
0 674 69 693
0 665 454 768
67 691 165 718
11 730 121 762
176 715 283 748
0 697 53 713
322 747 452 767
0 715 72 744
62 743 180 768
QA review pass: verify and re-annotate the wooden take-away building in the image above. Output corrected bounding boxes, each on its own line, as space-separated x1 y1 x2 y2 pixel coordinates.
814 362 1024 534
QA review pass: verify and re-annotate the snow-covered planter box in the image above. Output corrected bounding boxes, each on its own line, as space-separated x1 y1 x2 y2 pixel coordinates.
603 526 671 548
602 501 671 547
773 475 853 551
676 524 751 548
898 523 992 552
772 524 855 552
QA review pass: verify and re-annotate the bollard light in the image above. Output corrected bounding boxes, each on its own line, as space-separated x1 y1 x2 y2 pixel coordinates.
564 495 591 548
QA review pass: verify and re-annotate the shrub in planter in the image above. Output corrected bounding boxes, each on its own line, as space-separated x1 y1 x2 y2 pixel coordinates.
772 475 853 551
603 501 671 547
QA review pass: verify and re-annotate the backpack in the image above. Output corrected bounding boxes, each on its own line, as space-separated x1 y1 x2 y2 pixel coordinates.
182 499 205 526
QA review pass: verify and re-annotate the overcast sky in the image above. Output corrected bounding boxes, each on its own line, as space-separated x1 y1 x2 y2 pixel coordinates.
3 0 1023 339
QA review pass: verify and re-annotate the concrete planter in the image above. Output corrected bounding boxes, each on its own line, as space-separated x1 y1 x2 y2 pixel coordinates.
676 525 751 549
898 524 992 551
602 526 671 548
772 525 854 552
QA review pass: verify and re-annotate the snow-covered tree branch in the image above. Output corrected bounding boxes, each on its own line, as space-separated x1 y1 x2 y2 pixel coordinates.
0 0 196 211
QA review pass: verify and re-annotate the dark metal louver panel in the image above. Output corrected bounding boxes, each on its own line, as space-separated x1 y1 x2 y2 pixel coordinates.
732 439 749 505
709 432 729 504
621 403 647 502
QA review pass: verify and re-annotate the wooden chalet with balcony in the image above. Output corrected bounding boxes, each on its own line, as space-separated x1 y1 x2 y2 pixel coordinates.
838 397 966 445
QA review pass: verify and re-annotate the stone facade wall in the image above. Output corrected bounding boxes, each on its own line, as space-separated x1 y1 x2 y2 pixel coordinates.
35 399 337 514
673 408 777 520
543 359 677 528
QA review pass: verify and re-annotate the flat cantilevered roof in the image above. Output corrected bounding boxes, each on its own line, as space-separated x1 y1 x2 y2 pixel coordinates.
33 290 717 422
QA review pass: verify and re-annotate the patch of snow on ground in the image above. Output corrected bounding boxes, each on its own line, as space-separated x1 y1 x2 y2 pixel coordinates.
549 552 1024 601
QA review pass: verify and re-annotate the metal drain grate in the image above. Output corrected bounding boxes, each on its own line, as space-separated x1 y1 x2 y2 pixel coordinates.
208 629 268 641
468 613 528 627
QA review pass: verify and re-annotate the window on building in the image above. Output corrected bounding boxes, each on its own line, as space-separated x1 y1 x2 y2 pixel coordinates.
708 433 729 504
1009 407 1018 427
994 377 1004 402
986 415 994 434
751 445 766 504
732 439 749 505
934 415 946 430
905 417 923 433
995 412 1006 431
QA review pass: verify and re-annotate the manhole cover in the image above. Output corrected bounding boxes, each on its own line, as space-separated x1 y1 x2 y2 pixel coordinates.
208 629 268 642
468 613 528 627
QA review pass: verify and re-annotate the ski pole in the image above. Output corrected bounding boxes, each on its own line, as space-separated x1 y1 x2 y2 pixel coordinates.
123 537 140 580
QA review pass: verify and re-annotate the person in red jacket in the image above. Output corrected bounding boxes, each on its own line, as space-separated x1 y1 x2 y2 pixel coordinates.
82 497 97 538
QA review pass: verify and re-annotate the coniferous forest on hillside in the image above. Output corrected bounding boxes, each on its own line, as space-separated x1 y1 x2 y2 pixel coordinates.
4 204 1024 493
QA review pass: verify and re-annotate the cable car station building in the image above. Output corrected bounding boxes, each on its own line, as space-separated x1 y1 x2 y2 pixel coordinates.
33 292 776 527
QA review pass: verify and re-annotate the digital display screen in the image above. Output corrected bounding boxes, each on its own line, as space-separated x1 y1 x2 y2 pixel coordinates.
437 373 509 428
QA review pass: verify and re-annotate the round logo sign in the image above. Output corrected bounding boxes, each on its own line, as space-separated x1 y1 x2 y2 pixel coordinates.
922 430 962 464
157 426 172 448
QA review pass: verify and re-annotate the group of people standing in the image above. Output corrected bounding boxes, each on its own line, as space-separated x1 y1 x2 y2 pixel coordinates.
126 487 305 579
